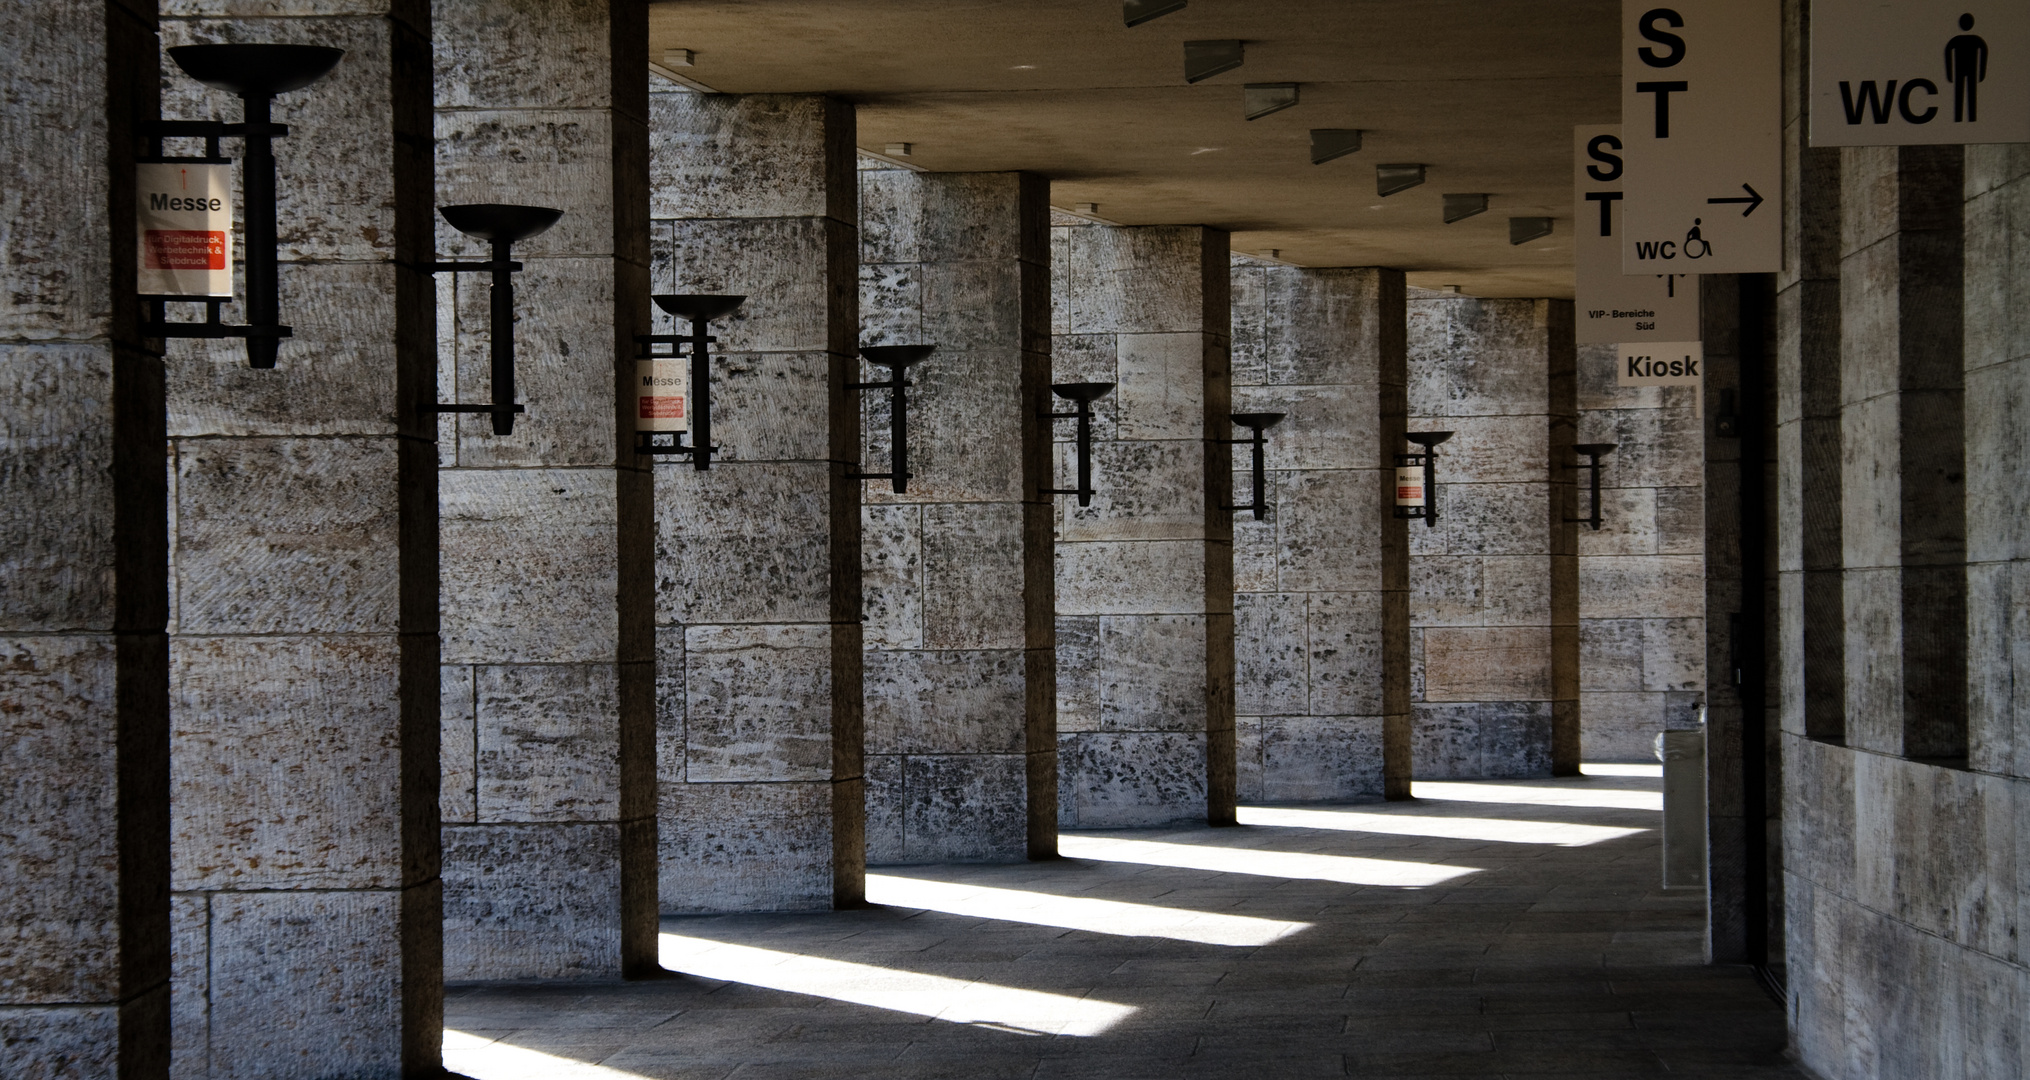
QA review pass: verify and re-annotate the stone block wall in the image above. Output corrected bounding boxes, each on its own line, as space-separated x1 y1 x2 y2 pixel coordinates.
1051 220 1235 828
433 0 656 982
1406 293 1580 778
858 164 1055 862
1574 349 1705 761
0 2 171 1075
650 88 864 910
159 3 441 1076
1228 259 1410 802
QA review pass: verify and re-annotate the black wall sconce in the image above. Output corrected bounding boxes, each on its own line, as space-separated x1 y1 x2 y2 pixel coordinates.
1220 412 1284 520
1394 430 1454 526
140 44 344 368
634 294 745 466
428 204 562 437
848 345 935 494
1042 382 1115 507
1566 443 1618 531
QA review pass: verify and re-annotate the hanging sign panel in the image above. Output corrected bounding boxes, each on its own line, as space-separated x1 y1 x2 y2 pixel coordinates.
1621 0 1782 274
137 162 232 298
1810 0 2029 146
635 358 689 434
1573 125 1698 345
1618 341 1703 387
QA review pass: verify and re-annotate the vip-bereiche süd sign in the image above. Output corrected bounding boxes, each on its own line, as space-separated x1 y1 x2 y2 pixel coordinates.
1620 0 1782 275
1573 125 1699 346
1811 0 2028 146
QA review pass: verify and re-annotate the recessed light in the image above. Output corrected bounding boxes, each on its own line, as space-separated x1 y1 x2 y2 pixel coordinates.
1191 146 1221 155
1010 64 1037 70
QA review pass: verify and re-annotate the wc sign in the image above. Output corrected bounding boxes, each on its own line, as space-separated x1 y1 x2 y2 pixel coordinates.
1811 1 2028 145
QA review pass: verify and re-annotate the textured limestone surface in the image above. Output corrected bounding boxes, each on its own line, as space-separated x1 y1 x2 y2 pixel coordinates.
1052 220 1234 828
859 164 1055 863
652 88 864 911
434 0 656 983
1229 259 1409 803
158 5 440 1076
1574 344 1705 761
1406 293 1578 778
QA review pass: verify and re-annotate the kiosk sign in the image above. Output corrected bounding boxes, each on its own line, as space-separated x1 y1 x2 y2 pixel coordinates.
1573 125 1698 345
137 162 231 298
1620 0 1781 275
1810 1 2028 145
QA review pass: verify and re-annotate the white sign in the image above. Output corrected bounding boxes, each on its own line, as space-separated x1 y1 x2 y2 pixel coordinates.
1621 0 1782 274
1811 1 2029 146
1573 125 1698 345
136 162 231 298
1618 342 1704 387
635 358 689 433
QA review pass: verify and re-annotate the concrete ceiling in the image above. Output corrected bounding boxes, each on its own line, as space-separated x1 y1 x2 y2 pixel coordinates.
647 0 1621 297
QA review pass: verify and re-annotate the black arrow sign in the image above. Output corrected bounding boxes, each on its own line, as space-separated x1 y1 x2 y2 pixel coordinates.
1707 183 1764 217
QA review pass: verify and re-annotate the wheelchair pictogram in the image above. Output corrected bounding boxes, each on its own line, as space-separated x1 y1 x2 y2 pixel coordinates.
1683 218 1712 259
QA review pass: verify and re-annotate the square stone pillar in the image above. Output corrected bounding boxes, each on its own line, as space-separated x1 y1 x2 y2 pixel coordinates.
1406 294 1580 778
650 89 864 910
0 2 170 1075
433 0 656 980
1228 260 1410 802
859 166 1055 862
159 5 440 1076
1052 220 1235 828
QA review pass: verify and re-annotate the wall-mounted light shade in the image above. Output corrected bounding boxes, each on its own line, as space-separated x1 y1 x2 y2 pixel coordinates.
1221 412 1285 520
1394 430 1453 527
635 294 745 466
1184 39 1244 83
1125 0 1188 26
1376 163 1426 197
848 345 935 494
1510 216 1554 245
429 204 563 437
1244 83 1299 120
1443 194 1489 223
1566 443 1617 531
1042 382 1115 507
1310 129 1363 164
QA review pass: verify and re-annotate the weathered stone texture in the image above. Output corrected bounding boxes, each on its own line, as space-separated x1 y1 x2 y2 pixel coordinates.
1407 293 1578 778
1052 223 1233 828
653 90 863 909
1229 262 1407 803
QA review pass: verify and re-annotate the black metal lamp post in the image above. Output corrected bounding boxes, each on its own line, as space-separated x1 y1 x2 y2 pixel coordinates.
634 294 745 466
1566 443 1618 531
1041 382 1116 506
848 345 935 494
1394 430 1454 526
142 44 344 367
429 204 563 437
1220 412 1285 520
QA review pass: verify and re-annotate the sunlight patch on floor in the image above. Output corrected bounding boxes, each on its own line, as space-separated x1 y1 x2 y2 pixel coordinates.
868 873 1311 945
444 1030 649 1080
1057 834 1481 886
1582 763 1665 777
657 933 1136 1036
1410 780 1664 812
1236 805 1648 847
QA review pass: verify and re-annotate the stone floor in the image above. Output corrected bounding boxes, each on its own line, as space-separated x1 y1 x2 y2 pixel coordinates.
445 766 1799 1079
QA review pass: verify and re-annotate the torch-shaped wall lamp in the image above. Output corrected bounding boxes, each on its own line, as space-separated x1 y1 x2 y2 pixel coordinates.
633 294 745 467
1566 443 1618 531
140 44 344 367
1220 412 1285 520
1041 382 1116 507
427 204 562 437
848 345 935 494
1393 430 1454 526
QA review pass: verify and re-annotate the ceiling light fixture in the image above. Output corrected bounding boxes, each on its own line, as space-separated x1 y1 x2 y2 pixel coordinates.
1243 82 1298 120
1442 193 1489 223
1075 202 1100 215
1125 0 1188 26
1375 163 1426 196
1310 129 1363 164
884 142 913 158
1184 39 1243 83
662 49 695 67
1510 216 1554 244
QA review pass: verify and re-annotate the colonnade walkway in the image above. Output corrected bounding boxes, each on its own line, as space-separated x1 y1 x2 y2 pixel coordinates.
443 768 1797 1079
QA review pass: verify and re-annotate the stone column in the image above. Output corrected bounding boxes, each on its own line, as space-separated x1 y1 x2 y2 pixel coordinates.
0 2 169 1075
650 89 864 910
160 5 439 1075
1052 220 1235 828
1406 294 1580 778
1228 260 1410 802
433 0 656 979
859 165 1055 862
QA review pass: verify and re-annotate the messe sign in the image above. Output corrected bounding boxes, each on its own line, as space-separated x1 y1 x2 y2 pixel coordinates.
1620 0 1781 274
1811 0 2029 145
1573 125 1698 346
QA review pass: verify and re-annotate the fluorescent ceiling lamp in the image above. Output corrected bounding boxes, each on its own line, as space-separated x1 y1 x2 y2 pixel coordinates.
868 873 1310 946
1443 193 1489 223
1412 779 1662 811
1510 216 1554 244
658 933 1136 1036
1243 82 1299 120
1184 39 1243 83
1057 834 1480 887
1310 128 1363 164
1124 0 1188 26
1376 163 1426 196
445 1030 651 1080
1235 805 1647 847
